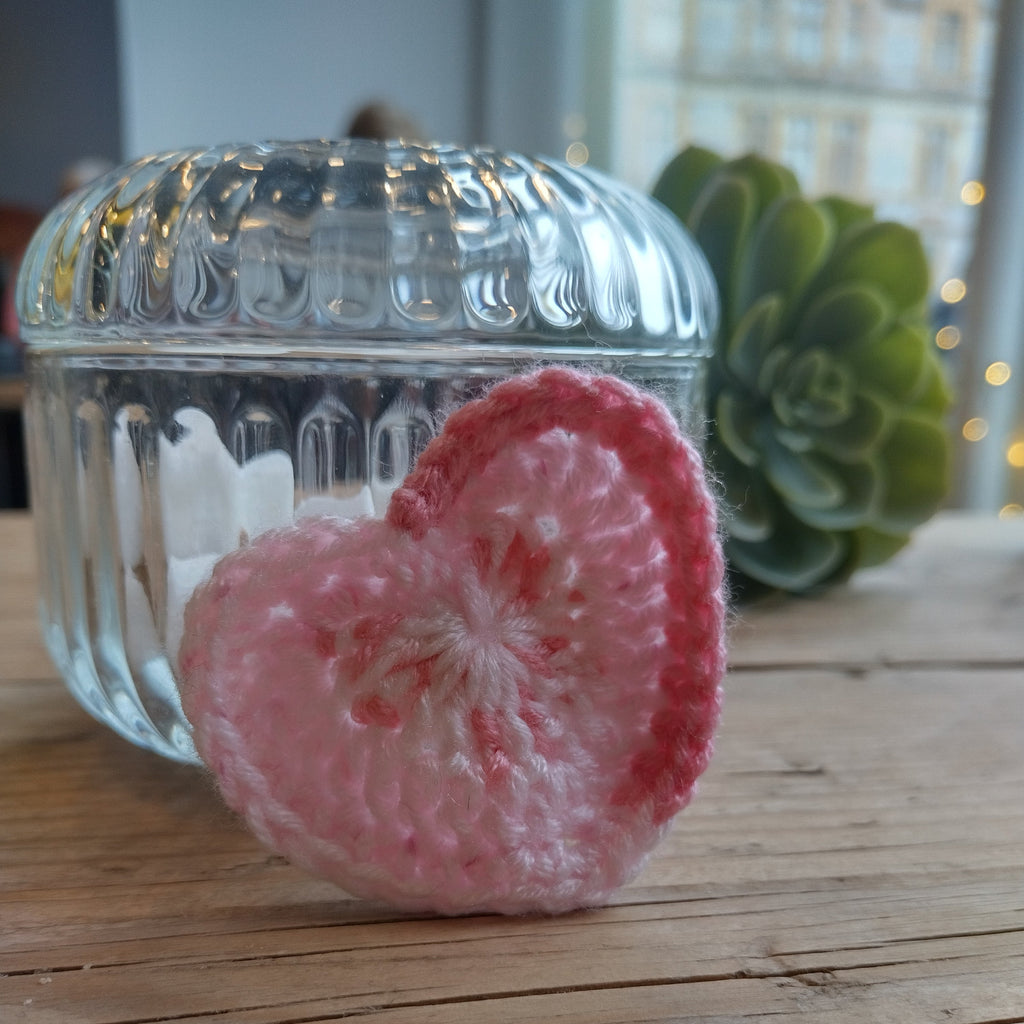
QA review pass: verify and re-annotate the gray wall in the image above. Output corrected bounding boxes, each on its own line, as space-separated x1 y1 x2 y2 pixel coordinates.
116 0 485 158
115 0 598 162
1 0 604 212
0 0 122 210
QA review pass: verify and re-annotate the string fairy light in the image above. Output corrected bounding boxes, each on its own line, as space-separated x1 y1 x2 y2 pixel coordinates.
962 417 989 442
961 180 985 205
985 361 1012 386
940 278 967 304
1007 441 1024 468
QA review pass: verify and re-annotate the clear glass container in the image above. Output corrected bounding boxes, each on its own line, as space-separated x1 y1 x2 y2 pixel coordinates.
17 139 718 762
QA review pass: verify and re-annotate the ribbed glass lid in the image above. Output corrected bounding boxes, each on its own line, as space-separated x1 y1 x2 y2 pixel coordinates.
16 139 717 354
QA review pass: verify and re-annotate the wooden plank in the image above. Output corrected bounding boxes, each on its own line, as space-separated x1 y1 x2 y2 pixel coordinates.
5 669 1020 895
2 918 1022 1022
0 513 50 682
2 666 1021 1020
729 512 1024 669
6 509 1021 676
168 951 1021 1024
6 510 1022 684
0 376 25 413
2 512 1022 1022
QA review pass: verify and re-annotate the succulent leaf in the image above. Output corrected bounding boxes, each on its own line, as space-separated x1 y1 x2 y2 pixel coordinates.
653 145 953 593
813 391 891 462
773 423 816 453
725 153 800 215
728 506 849 592
790 457 883 531
760 428 845 510
850 526 910 569
725 293 784 389
715 443 776 542
772 348 855 430
795 282 891 353
652 146 724 219
687 172 757 312
736 196 834 323
912 357 956 418
846 323 932 402
875 414 951 533
757 344 794 396
715 390 761 466
816 195 875 233
813 220 930 314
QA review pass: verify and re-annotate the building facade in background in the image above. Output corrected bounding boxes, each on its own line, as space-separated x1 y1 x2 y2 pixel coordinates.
609 0 998 287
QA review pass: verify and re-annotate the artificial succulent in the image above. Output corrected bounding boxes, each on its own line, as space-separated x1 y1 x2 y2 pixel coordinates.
654 146 952 593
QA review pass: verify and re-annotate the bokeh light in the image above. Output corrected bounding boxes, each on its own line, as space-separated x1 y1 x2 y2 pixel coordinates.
962 417 989 442
565 141 590 167
940 278 967 304
985 361 1012 386
961 180 985 205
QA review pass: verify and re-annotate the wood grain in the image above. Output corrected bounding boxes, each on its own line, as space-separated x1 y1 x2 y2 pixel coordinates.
0 512 49 680
1 510 1022 1023
729 512 1024 669
0 376 25 414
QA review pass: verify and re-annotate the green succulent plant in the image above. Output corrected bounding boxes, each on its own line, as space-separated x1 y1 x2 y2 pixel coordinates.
654 146 952 593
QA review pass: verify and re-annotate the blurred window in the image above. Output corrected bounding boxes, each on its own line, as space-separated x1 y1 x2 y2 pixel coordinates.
933 11 964 75
789 0 827 65
607 0 997 287
601 0 1013 509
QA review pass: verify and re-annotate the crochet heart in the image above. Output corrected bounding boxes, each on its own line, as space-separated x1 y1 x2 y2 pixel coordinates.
179 367 725 915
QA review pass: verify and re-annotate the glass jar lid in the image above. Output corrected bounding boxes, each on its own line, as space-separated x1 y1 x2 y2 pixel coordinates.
16 139 717 357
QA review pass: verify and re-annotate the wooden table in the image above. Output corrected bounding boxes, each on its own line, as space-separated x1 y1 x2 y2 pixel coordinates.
1 510 1022 1022
0 376 25 413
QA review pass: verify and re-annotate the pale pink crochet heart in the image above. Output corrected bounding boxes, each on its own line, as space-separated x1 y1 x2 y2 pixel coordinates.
179 367 725 915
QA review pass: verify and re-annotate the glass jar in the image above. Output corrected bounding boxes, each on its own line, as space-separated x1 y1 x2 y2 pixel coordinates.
17 139 717 762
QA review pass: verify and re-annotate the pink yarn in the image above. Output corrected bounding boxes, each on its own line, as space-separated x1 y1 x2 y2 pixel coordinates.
179 367 726 915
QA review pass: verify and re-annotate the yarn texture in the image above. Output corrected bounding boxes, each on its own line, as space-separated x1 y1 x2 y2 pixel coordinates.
179 367 727 915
